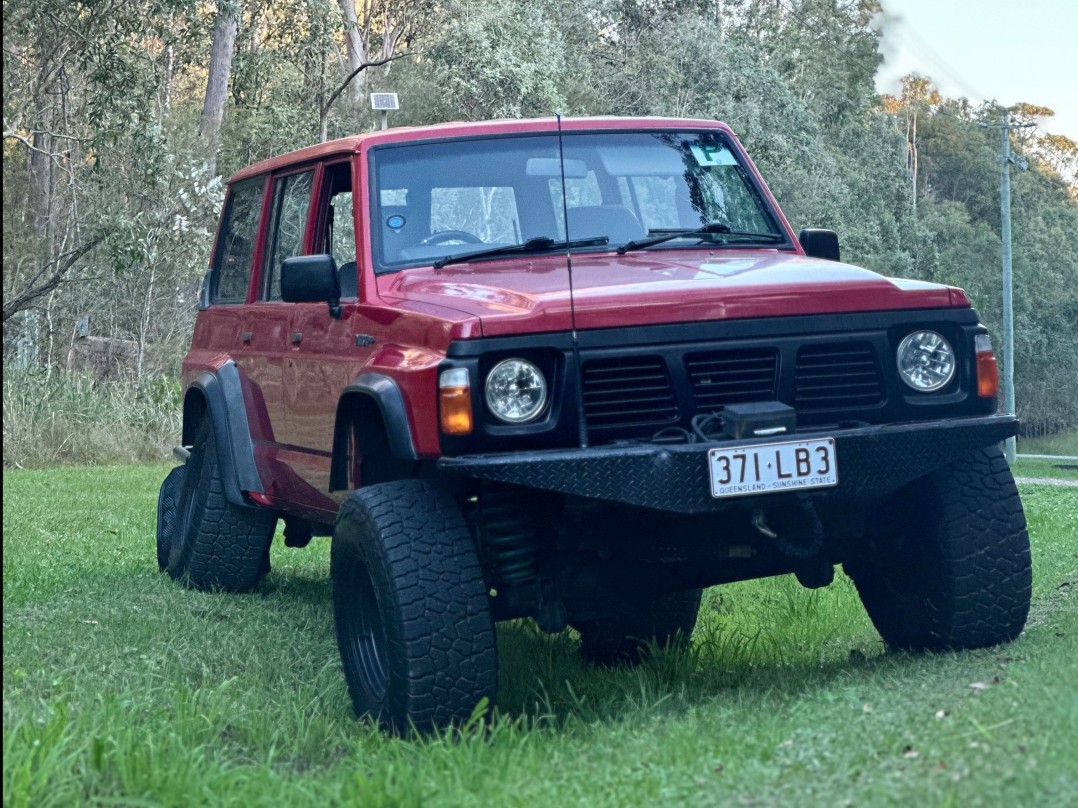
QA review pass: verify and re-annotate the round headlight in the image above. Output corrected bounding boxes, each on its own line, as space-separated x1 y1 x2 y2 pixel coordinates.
897 331 956 392
485 359 548 423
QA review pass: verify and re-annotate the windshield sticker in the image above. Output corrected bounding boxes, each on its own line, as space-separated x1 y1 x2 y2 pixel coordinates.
386 215 406 230
689 144 738 167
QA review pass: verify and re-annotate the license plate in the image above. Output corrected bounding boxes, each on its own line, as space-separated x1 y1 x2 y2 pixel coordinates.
708 438 837 499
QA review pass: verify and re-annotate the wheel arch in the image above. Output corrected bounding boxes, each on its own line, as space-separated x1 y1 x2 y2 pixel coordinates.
330 373 419 492
181 361 265 507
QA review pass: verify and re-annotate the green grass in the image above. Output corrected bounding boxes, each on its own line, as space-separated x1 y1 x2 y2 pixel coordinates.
1011 456 1078 481
1018 430 1078 457
4 465 1076 807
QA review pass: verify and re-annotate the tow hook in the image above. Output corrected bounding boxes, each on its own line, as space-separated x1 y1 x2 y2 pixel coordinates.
751 509 778 539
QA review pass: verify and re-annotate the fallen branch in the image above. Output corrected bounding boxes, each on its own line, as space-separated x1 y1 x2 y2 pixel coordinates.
3 237 102 322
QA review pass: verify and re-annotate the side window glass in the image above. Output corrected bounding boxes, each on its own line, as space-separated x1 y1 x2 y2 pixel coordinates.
329 189 358 299
329 191 356 267
263 171 314 300
213 178 264 303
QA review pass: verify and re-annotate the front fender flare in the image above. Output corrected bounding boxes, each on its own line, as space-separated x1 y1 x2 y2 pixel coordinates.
329 373 419 491
342 373 419 461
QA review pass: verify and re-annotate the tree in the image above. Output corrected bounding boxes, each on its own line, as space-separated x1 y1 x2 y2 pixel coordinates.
333 0 431 130
200 4 240 174
394 0 565 123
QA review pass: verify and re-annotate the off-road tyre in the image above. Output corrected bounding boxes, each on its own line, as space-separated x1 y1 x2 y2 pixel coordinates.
167 418 276 592
846 446 1031 651
576 588 703 666
331 479 498 734
156 465 186 571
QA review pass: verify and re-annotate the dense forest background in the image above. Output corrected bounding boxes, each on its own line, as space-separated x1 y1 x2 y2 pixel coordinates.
4 0 1077 466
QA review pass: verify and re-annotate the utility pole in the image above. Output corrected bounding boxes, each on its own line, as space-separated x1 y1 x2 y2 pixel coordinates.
981 112 1034 464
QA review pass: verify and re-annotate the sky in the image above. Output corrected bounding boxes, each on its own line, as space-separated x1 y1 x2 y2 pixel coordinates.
874 0 1078 140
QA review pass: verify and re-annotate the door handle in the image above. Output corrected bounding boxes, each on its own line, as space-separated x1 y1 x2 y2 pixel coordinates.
291 332 302 345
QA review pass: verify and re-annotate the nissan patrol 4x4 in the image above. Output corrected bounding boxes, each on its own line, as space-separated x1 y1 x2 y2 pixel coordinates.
157 117 1031 733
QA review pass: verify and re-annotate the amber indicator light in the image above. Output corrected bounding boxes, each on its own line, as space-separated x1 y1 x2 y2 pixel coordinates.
974 335 1000 398
439 369 473 435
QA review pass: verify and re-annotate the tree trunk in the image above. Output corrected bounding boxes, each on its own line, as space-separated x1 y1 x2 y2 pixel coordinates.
27 131 52 236
162 45 174 117
137 261 157 385
200 7 239 175
336 0 367 110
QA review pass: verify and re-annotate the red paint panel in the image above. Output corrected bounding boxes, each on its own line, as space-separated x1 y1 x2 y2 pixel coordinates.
377 251 958 337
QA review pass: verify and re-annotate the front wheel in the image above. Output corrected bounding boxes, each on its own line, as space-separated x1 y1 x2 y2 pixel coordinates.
331 480 498 733
846 446 1031 651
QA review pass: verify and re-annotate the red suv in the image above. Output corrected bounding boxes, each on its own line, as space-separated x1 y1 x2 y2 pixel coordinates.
157 117 1031 733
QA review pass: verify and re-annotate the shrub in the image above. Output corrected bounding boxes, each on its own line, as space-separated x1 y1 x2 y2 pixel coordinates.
2 367 181 469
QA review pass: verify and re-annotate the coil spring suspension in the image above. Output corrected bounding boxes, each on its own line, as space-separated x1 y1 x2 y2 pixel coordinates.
476 489 541 585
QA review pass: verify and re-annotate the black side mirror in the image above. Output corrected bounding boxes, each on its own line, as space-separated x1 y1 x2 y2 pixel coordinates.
799 229 841 262
281 254 341 318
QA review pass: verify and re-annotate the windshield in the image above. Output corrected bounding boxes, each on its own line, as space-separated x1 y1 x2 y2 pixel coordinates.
369 130 787 272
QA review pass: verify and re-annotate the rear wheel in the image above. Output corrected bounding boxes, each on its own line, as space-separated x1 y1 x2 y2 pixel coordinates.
167 419 276 592
846 446 1031 651
155 465 186 571
575 588 703 666
332 479 498 733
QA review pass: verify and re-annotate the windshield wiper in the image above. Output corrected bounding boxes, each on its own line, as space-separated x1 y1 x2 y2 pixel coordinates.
433 236 609 269
617 223 785 254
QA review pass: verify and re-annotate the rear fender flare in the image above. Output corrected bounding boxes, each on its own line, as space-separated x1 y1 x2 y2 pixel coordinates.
182 361 264 507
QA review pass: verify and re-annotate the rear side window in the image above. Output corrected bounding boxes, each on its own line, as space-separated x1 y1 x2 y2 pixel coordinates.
213 178 265 303
262 171 314 300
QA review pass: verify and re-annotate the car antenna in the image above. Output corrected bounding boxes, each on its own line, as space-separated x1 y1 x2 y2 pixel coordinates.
556 113 589 449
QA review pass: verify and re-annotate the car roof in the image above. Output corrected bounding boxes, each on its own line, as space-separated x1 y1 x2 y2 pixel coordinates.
228 116 736 184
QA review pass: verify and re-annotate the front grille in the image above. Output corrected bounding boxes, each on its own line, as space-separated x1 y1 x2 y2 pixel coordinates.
685 348 779 409
794 342 885 410
582 356 678 429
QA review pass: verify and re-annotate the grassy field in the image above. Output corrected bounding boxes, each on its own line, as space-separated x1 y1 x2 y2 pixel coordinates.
1018 431 1078 458
4 464 1076 807
1012 456 1078 482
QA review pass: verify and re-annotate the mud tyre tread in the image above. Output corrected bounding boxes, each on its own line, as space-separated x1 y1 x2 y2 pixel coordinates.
847 446 1031 651
167 419 275 593
156 465 186 571
332 479 497 734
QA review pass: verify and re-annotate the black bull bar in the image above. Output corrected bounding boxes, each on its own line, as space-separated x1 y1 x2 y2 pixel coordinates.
438 415 1018 514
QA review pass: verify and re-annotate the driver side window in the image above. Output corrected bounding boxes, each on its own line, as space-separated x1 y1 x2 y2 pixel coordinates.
263 170 314 300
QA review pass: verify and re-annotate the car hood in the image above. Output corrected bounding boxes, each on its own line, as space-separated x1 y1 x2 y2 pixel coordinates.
376 250 964 337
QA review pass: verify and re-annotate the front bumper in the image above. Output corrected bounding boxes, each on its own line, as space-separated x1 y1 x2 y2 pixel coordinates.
438 415 1018 514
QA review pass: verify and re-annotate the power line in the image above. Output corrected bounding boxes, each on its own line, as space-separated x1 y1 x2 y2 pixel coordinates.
881 14 989 102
